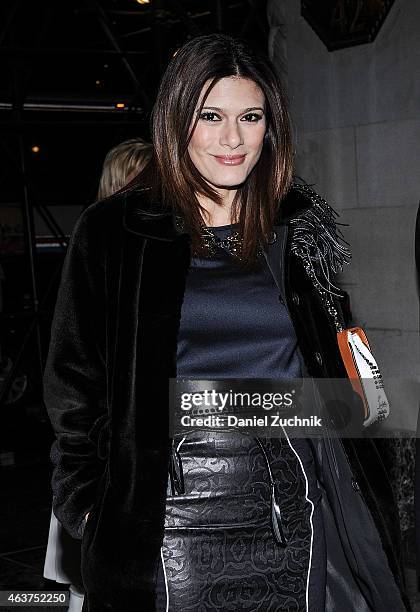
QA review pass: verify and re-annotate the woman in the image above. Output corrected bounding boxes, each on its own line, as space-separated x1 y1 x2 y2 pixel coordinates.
44 34 410 611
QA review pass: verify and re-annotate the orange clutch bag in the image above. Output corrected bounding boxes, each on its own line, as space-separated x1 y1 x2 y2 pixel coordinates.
337 327 390 427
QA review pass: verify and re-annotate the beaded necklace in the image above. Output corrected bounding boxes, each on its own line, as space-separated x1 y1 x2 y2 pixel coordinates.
199 223 246 259
174 215 276 261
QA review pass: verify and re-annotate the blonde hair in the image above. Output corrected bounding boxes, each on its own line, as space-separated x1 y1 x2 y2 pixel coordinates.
97 138 153 200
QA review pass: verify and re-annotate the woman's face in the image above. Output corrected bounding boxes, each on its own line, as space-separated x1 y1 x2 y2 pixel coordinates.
187 76 267 190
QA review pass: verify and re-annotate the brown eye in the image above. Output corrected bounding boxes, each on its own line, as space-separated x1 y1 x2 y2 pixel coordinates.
241 113 264 122
199 112 221 122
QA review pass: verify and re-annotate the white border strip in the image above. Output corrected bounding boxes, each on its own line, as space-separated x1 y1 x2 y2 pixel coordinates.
281 426 314 612
160 546 170 612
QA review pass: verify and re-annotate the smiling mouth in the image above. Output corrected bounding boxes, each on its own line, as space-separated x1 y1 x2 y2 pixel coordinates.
214 153 246 161
213 154 246 166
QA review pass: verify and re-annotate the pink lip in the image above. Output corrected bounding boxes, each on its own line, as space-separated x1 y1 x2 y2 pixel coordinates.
213 154 246 166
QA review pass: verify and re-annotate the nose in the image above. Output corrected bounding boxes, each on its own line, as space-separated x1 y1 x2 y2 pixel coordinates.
219 119 243 149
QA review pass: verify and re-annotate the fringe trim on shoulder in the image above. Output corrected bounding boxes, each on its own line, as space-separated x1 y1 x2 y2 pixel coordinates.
289 182 351 300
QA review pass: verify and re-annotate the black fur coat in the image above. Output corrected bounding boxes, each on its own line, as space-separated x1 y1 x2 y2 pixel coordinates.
44 183 411 611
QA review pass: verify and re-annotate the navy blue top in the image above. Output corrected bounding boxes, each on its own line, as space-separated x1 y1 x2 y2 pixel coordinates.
157 225 321 612
176 223 301 379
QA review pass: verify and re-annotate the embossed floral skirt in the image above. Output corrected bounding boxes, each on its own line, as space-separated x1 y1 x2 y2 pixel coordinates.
155 431 326 612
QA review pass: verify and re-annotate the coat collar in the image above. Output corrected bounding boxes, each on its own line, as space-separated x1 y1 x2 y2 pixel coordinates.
122 187 181 241
122 184 313 241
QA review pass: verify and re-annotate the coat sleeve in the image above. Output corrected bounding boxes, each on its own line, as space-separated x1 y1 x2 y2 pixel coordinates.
43 206 109 540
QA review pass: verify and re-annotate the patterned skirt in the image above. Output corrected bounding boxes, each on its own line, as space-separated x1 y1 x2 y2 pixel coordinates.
156 431 325 612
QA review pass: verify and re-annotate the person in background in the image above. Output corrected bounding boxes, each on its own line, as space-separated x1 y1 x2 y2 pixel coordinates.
96 138 152 201
42 137 152 612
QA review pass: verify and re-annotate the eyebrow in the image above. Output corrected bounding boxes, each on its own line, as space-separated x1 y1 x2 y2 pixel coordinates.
198 106 265 113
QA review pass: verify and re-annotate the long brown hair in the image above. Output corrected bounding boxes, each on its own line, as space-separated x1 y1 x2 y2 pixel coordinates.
150 34 294 265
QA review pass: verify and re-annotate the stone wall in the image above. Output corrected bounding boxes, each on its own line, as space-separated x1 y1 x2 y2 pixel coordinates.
268 0 420 427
